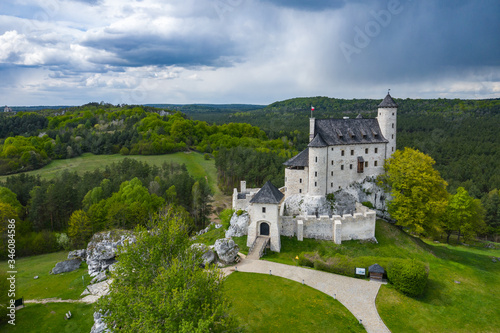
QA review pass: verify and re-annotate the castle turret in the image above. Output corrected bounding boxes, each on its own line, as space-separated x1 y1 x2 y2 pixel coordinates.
307 133 328 196
309 117 315 142
377 92 398 158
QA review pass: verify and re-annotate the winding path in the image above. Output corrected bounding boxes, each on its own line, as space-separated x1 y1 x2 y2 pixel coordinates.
223 257 390 333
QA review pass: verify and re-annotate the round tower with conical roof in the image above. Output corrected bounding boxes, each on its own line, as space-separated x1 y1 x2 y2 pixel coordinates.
377 92 398 158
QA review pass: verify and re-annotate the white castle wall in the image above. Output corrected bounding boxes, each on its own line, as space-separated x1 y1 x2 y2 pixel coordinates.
284 167 308 197
377 107 397 159
308 147 328 196
279 204 376 243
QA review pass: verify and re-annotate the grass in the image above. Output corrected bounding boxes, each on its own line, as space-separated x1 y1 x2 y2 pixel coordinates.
194 227 249 255
225 272 364 332
0 151 220 195
0 251 91 300
259 220 500 332
0 303 94 333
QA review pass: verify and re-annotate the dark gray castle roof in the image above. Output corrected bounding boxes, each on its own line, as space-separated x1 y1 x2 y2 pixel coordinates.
283 148 309 167
308 133 328 147
369 263 385 273
378 93 398 108
250 181 284 204
314 118 388 145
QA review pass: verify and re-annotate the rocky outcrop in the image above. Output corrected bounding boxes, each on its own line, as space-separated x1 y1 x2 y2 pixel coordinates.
335 178 391 219
283 194 333 217
68 249 86 260
225 212 249 238
214 238 239 265
191 243 217 267
86 230 135 277
50 258 82 274
90 311 108 333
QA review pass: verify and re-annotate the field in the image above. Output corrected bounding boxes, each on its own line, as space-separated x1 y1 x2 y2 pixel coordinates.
225 272 364 332
0 151 220 195
0 251 91 300
260 221 500 333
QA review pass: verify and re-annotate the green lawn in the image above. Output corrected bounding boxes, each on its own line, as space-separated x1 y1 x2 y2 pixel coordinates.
0 303 94 333
225 272 364 332
260 220 500 333
0 151 220 194
0 251 91 300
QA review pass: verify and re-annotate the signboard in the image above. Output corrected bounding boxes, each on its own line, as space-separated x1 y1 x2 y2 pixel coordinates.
356 268 366 275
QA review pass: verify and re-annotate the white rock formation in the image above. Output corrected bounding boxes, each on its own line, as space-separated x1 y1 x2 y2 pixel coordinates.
86 230 135 277
225 212 249 238
214 238 239 265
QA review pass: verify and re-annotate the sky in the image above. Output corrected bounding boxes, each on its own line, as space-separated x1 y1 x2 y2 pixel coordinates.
0 0 499 106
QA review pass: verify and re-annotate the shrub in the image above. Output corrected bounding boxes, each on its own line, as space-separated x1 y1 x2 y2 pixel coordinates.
236 209 244 216
387 259 429 297
56 232 71 251
203 153 210 160
361 201 374 209
298 252 320 267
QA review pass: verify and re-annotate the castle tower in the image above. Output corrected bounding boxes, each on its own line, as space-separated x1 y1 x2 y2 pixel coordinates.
307 133 328 196
377 92 398 158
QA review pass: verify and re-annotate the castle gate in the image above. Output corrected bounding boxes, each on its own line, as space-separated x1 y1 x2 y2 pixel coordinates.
259 222 270 236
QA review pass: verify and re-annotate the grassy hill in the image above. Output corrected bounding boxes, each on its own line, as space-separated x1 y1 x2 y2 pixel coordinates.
0 151 220 195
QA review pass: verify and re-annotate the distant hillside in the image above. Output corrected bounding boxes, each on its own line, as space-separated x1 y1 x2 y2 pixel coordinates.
144 103 265 113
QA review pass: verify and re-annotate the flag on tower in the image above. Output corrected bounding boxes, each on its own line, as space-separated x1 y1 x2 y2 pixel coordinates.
310 106 314 118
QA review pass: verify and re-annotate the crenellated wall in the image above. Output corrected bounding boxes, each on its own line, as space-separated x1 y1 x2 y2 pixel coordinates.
278 203 376 243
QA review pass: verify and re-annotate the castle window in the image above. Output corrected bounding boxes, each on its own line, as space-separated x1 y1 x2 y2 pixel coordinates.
351 150 354 156
315 171 317 177
299 178 302 183
331 182 333 187
331 160 334 165
299 189 302 193
375 148 378 153
392 112 394 116
315 182 317 187
315 156 318 163
262 207 266 213
392 134 394 139
392 123 395 128
331 148 334 151
331 171 333 176
341 165 344 170
375 161 378 166
341 150 345 156
365 148 368 154
392 147 394 152
365 161 368 167
350 164 353 170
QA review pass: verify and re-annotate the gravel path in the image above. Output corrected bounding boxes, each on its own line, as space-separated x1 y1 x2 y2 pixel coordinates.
223 257 390 333
24 295 98 304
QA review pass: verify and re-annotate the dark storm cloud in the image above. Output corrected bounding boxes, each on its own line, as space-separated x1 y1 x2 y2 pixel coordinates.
83 33 241 68
332 0 500 84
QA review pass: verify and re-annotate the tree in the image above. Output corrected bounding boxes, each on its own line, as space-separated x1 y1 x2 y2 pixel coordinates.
444 187 486 243
382 148 448 235
97 207 239 332
68 210 92 248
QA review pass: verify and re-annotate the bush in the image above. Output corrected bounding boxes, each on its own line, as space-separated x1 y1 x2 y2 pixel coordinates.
236 209 244 216
361 201 374 209
313 254 357 277
387 259 429 297
298 252 320 267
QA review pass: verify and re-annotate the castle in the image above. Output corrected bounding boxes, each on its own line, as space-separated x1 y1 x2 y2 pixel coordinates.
232 93 398 253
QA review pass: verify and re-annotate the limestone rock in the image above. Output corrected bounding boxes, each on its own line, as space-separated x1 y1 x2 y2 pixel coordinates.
86 230 135 277
283 194 333 217
191 243 217 267
90 271 107 284
214 238 239 265
337 178 391 219
225 212 249 238
68 249 86 260
85 280 112 298
90 311 108 333
50 258 82 274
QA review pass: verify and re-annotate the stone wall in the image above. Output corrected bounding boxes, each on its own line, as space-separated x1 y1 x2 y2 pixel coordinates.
278 205 376 244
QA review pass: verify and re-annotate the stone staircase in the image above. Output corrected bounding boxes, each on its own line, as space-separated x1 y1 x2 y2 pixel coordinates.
247 236 270 260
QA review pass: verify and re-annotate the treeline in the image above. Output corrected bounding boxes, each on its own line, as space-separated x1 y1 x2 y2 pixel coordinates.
215 147 288 194
0 104 294 175
0 158 212 259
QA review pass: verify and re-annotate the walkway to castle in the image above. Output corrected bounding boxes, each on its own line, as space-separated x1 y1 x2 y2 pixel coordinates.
223 257 390 333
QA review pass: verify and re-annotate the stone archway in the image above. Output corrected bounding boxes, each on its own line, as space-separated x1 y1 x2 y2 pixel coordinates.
259 222 270 236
